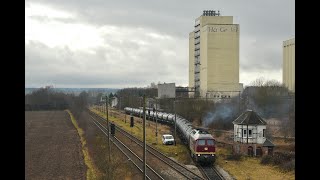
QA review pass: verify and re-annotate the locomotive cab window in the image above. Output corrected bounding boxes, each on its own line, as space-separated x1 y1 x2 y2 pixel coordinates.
207 140 214 145
198 140 206 145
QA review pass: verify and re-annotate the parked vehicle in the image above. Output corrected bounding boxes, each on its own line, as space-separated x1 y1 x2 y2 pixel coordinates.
162 134 175 145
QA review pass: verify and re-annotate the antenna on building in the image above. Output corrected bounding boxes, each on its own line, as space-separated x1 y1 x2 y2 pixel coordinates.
202 10 221 16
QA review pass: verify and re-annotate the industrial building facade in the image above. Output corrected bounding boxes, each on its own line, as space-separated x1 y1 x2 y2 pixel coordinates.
282 38 295 93
189 10 243 98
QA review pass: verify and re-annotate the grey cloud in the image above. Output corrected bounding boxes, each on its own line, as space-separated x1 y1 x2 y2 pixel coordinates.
30 15 77 24
26 32 188 88
26 0 294 38
25 0 294 87
239 37 285 73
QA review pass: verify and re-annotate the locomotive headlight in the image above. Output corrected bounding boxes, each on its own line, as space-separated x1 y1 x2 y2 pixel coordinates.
197 154 200 156
212 154 215 156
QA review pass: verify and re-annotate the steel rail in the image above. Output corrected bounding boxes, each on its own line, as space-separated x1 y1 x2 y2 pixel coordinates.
89 110 205 180
89 114 164 180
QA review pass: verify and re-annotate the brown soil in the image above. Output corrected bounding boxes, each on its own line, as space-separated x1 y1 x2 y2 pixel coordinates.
25 111 86 180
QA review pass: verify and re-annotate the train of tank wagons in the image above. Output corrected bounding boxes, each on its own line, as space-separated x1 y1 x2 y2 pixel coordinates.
124 107 216 164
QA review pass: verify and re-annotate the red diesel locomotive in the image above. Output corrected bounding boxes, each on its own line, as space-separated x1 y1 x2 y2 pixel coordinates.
189 128 216 164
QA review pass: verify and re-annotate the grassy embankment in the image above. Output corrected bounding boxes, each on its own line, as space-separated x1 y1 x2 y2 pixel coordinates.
91 107 295 179
216 146 295 180
90 107 192 164
66 110 101 180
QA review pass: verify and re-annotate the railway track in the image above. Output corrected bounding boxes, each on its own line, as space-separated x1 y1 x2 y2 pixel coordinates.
89 110 205 180
115 126 205 179
89 109 225 180
89 113 164 180
198 165 224 180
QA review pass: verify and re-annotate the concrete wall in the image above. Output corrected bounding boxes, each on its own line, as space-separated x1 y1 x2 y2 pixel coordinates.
204 24 241 95
283 38 295 92
189 15 242 98
196 16 233 26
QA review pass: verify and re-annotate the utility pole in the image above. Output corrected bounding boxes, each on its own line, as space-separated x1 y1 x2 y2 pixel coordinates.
155 101 158 144
174 98 177 146
238 91 241 115
148 102 150 127
206 93 208 104
106 95 111 177
130 96 133 117
142 95 146 180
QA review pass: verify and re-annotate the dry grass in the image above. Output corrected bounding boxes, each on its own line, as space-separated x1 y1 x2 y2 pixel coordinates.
92 107 295 179
90 107 192 164
216 146 295 180
66 110 101 180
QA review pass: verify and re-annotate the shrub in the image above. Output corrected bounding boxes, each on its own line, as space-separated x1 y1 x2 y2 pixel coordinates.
215 131 222 137
260 152 295 172
260 155 273 165
280 159 295 172
226 154 242 161
273 152 295 165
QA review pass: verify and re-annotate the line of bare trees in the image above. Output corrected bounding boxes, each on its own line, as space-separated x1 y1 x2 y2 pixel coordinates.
112 78 294 136
25 87 89 112
33 77 293 136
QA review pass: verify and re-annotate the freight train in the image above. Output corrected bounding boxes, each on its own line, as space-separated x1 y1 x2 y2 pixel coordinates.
124 107 216 164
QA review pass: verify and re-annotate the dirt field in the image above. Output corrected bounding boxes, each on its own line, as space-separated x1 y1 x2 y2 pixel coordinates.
25 111 86 180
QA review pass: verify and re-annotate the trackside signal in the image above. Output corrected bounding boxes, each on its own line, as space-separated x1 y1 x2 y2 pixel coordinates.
130 116 134 127
110 123 115 135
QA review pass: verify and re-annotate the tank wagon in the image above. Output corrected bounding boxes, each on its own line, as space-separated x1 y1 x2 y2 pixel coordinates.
124 107 216 164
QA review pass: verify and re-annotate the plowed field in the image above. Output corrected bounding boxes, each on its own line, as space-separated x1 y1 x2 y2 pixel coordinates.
25 111 86 180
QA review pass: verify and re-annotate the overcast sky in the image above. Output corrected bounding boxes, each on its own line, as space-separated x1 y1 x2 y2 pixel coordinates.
25 0 295 88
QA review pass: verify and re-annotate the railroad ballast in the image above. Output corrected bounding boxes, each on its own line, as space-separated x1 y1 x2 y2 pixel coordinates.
124 107 216 164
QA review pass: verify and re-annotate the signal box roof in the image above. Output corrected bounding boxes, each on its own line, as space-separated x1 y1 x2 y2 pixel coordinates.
233 110 267 125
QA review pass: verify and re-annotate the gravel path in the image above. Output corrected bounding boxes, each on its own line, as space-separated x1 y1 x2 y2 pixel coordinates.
25 111 86 180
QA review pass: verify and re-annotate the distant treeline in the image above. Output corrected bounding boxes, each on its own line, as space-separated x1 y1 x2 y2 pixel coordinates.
25 87 119 95
25 87 89 111
25 80 295 136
